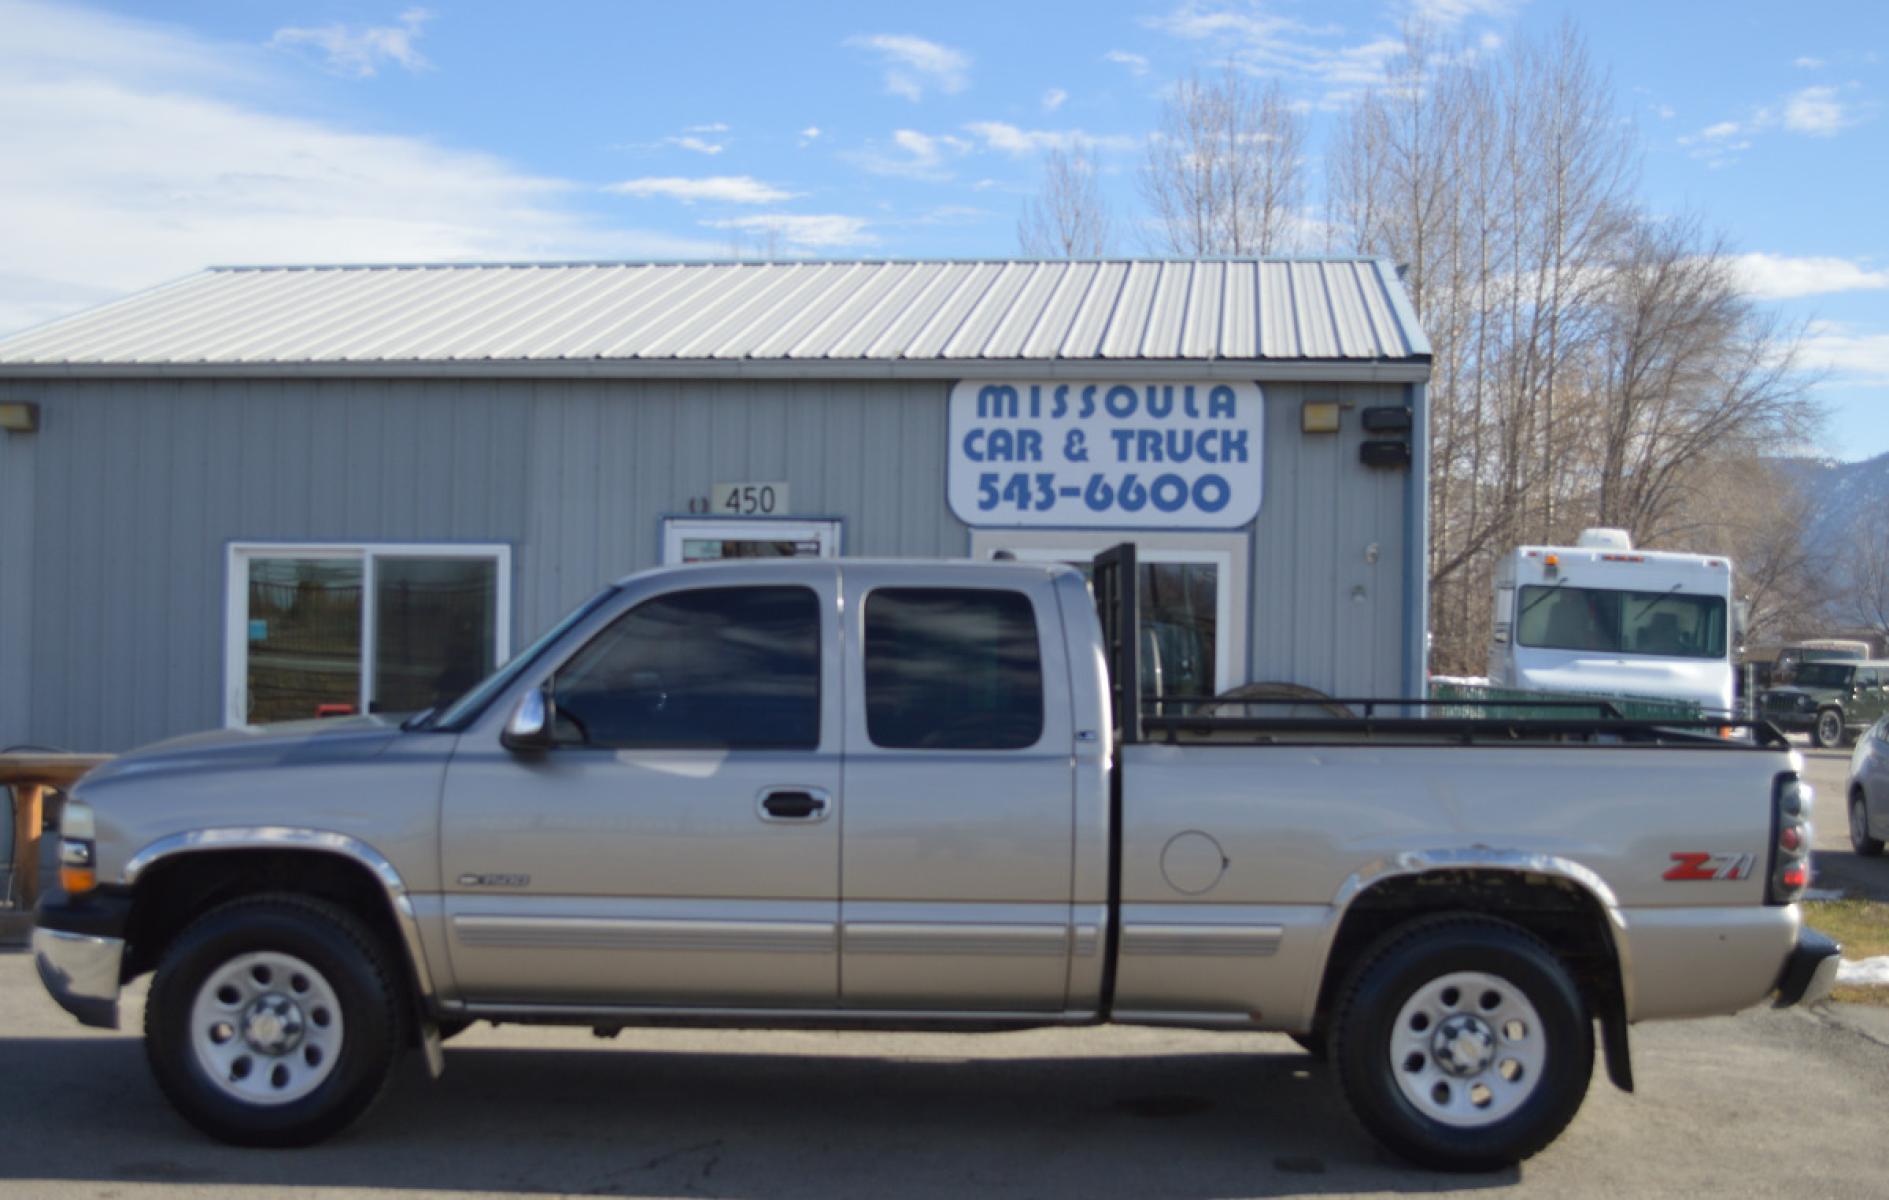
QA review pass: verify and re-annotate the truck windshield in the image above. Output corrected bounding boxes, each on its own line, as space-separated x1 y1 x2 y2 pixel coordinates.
1515 585 1726 659
1794 663 1857 688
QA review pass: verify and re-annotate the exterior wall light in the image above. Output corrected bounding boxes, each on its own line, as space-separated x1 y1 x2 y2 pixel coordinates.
0 401 38 433
1301 401 1341 433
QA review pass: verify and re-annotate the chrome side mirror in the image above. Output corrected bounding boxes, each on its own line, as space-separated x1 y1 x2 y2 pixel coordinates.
501 687 556 753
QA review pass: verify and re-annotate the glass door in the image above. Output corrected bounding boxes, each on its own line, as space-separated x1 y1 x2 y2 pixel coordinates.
661 518 842 565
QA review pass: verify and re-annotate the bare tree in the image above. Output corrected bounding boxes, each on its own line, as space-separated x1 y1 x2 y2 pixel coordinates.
1018 145 1112 257
1323 20 1819 674
1845 525 1889 644
1141 65 1304 256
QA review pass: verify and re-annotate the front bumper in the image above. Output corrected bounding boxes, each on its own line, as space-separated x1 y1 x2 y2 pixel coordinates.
1773 927 1841 1008
32 888 132 1030
1759 711 1815 733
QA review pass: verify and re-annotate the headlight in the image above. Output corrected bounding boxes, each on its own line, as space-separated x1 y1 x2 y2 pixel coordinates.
58 800 96 895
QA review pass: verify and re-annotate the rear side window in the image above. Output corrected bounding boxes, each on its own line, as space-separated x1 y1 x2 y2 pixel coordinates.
864 588 1043 750
552 586 820 750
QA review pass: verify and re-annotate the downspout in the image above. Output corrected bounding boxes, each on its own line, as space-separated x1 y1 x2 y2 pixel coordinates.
1403 379 1431 698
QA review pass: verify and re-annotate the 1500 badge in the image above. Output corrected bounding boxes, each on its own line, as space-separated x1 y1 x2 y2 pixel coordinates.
458 873 531 888
1663 853 1755 882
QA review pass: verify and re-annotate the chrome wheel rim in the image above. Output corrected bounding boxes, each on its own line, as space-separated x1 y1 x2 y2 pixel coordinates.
189 950 343 1105
1390 970 1546 1128
1819 712 1841 745
1854 795 1871 849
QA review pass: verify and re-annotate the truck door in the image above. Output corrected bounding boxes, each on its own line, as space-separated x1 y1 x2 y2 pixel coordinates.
836 565 1077 1011
439 571 842 1007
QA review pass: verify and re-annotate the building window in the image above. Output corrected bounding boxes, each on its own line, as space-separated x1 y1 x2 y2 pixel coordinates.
552 586 821 750
225 543 511 726
864 588 1045 750
966 530 1245 706
661 518 841 564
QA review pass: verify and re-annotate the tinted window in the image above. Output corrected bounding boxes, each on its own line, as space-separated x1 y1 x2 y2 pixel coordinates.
1515 585 1726 659
1796 663 1858 688
865 588 1043 750
552 586 820 749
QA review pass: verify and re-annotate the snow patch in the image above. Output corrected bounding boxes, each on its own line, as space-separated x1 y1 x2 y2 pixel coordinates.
1837 956 1889 986
1803 887 1849 901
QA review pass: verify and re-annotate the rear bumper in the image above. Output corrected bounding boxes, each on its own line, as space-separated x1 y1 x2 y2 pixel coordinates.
1773 927 1842 1008
32 888 132 1030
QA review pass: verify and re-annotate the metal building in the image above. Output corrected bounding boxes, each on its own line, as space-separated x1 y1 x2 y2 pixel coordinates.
0 258 1432 753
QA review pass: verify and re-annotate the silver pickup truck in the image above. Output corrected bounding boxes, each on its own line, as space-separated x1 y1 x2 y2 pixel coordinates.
34 547 1838 1170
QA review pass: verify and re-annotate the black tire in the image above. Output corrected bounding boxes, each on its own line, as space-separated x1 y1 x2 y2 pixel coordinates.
144 894 406 1147
1813 708 1844 749
1853 789 1886 857
1330 915 1592 1172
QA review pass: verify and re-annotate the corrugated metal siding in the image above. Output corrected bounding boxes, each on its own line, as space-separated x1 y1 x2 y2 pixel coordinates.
0 260 1428 369
0 369 1409 751
0 376 973 750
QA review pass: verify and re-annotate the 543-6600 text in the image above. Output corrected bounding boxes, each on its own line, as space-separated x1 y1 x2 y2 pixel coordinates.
976 471 1232 515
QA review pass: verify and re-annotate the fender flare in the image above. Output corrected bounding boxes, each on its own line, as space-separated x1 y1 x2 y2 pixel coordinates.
1310 847 1634 1025
122 826 438 1004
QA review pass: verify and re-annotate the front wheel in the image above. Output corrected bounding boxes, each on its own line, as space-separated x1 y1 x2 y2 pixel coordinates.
1330 916 1592 1172
1813 708 1844 749
144 895 405 1146
1854 790 1886 857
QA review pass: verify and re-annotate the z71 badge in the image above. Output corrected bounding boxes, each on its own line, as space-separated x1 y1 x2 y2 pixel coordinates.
457 873 531 888
1663 852 1755 882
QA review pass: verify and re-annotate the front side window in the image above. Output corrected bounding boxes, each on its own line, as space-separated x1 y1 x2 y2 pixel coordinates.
1515 585 1726 659
552 586 820 750
865 588 1043 750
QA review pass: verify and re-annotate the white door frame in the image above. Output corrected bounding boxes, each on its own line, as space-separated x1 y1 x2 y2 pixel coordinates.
967 529 1247 696
225 542 513 727
661 517 843 565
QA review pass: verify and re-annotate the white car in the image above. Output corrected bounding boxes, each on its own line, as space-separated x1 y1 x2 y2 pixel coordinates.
1846 718 1889 856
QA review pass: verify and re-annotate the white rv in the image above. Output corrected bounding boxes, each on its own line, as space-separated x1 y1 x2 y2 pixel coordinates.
1488 528 1735 715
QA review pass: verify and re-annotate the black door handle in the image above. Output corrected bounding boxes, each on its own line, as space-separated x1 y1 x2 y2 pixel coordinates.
760 790 826 820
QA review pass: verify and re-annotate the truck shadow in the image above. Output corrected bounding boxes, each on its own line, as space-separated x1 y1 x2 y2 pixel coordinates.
0 1035 1517 1197
1812 848 1889 902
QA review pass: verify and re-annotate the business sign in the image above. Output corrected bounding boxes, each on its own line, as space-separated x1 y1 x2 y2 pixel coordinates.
947 381 1264 528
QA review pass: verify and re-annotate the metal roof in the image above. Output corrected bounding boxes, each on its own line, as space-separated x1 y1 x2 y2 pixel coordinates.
0 259 1431 381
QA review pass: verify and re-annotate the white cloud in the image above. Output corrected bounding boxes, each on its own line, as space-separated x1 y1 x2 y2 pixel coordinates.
963 121 1139 156
1042 87 1068 112
1802 321 1889 386
1700 121 1743 140
270 6 432 77
665 136 724 155
797 126 822 148
1407 0 1516 26
685 122 729 134
845 33 970 101
1732 254 1889 300
1783 85 1849 135
701 213 875 251
1103 50 1150 76
846 128 970 181
1793 56 1826 69
0 0 723 333
606 176 798 204
1654 104 1676 120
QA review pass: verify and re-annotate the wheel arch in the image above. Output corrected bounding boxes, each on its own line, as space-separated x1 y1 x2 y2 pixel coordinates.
1308 851 1632 1090
121 829 437 1011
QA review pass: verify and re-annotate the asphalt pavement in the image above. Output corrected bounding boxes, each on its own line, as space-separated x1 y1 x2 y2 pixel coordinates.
0 949 1885 1200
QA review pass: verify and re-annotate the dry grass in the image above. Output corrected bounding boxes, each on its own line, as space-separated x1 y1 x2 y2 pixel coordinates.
1803 897 1889 1006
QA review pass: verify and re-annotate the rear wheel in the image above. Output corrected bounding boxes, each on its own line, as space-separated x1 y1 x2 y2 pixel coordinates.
1853 789 1885 857
144 895 405 1146
1813 708 1845 749
1330 916 1592 1171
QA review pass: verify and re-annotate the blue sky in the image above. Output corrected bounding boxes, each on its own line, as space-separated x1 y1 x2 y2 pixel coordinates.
3 0 1885 458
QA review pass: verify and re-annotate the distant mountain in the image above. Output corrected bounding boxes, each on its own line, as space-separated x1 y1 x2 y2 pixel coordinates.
1772 453 1889 558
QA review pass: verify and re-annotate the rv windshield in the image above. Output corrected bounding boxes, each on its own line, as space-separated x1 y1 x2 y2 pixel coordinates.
1515 585 1726 659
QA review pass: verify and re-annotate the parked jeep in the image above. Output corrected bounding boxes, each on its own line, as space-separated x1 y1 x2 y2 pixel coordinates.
1759 660 1889 748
